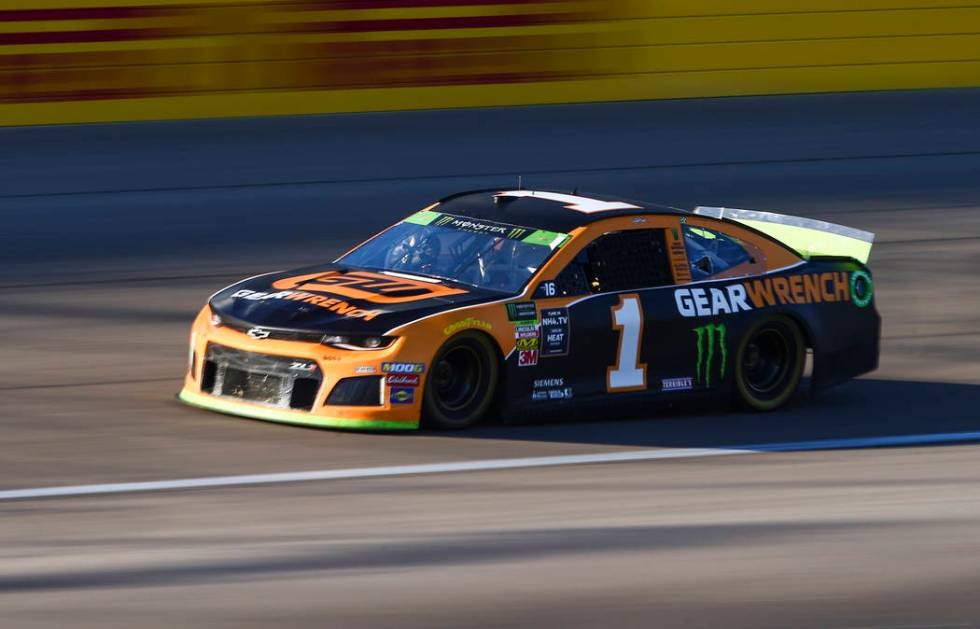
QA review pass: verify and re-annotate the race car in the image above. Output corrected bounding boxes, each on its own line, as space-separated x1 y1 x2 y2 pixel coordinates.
179 189 879 430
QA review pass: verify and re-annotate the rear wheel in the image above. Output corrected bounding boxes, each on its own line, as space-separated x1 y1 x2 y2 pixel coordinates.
734 316 805 411
422 332 499 430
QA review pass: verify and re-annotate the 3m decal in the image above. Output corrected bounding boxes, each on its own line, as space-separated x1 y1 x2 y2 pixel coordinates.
661 377 693 392
850 270 873 308
507 302 537 321
693 323 727 388
386 374 420 387
518 349 539 367
389 387 415 404
607 294 646 392
540 307 569 357
381 362 425 374
231 289 384 321
443 317 492 336
271 271 466 304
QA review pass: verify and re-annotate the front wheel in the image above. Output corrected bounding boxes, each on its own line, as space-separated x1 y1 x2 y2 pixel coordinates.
422 331 499 430
734 316 805 411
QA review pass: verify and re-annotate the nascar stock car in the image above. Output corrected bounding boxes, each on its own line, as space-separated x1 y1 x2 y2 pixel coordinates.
179 189 879 430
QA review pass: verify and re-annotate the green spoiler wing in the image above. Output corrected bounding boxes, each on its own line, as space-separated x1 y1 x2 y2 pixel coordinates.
693 207 875 264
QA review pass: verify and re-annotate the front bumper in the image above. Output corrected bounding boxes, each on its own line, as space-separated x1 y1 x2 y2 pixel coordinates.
178 388 416 430
178 308 422 430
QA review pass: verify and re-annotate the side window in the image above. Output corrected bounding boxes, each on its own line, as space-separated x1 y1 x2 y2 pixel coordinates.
683 225 752 281
553 229 672 295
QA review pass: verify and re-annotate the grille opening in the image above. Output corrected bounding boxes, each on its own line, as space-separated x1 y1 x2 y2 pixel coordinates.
201 360 217 392
190 351 197 381
200 344 323 412
290 378 320 410
326 376 383 406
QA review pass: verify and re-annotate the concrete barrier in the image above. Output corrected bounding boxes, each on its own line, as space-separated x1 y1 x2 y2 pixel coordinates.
2 0 979 125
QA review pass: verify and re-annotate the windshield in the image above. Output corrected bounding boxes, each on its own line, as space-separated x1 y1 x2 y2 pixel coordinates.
338 210 570 293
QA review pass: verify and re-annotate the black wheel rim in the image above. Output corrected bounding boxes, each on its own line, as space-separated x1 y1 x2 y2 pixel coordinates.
742 327 791 396
432 344 483 413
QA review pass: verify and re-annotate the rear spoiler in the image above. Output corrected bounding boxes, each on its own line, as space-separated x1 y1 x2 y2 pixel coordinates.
693 206 875 264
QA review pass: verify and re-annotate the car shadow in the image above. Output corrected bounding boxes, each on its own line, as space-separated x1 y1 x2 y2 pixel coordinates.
440 378 980 450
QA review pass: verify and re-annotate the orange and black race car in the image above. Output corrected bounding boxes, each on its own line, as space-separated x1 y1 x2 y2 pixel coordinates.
179 189 879 430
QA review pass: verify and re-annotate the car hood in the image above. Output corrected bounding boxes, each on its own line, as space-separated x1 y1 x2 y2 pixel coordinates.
209 264 508 335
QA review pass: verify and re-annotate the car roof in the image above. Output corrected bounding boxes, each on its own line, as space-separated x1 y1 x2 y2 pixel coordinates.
436 188 689 233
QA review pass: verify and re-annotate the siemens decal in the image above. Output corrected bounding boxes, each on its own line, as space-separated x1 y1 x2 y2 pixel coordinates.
675 271 860 317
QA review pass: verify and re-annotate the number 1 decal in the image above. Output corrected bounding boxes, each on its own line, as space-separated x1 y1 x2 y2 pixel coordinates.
607 294 647 392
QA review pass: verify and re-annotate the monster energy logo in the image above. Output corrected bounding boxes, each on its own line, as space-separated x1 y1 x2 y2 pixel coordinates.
693 323 727 387
507 227 528 239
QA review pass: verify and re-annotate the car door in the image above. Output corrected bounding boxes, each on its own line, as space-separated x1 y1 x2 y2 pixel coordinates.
523 224 691 406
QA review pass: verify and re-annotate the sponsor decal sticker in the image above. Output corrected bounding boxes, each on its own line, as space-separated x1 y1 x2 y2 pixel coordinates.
674 286 752 318
269 270 466 304
531 377 572 401
389 387 415 404
516 337 539 351
693 323 727 387
540 307 570 357
518 349 539 367
850 270 873 308
381 362 425 374
507 302 538 322
673 271 859 317
386 373 420 387
231 289 385 321
661 377 693 392
443 317 492 336
288 361 318 372
354 365 377 374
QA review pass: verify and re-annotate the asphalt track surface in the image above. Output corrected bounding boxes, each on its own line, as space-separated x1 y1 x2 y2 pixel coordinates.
2 89 980 628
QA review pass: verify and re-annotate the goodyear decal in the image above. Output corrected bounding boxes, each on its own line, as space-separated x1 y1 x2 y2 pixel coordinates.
443 317 492 336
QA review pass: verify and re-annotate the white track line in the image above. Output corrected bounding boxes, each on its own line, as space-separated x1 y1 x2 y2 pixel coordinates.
2 431 979 502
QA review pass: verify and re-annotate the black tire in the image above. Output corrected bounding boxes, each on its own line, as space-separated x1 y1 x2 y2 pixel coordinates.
734 316 805 411
422 331 499 430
